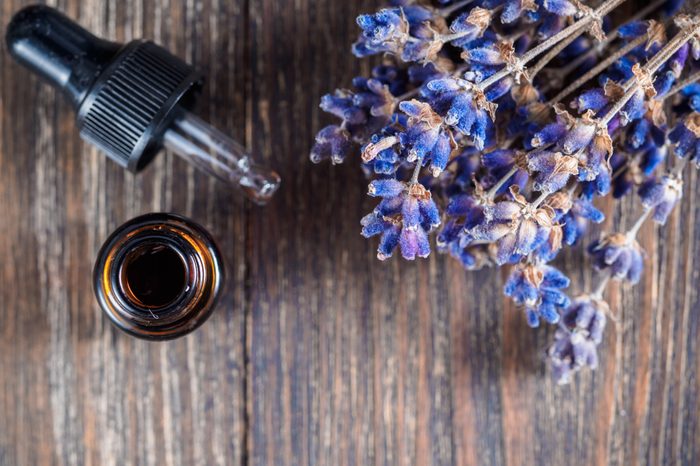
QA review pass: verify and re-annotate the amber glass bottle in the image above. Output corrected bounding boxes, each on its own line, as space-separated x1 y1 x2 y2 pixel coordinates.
93 213 224 340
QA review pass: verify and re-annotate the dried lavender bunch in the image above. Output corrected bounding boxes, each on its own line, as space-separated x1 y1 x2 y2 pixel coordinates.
310 0 700 384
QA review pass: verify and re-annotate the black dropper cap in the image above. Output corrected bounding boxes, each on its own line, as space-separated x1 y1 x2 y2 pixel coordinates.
5 4 203 171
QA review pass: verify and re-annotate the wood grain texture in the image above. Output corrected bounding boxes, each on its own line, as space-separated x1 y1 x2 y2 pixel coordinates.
0 0 699 465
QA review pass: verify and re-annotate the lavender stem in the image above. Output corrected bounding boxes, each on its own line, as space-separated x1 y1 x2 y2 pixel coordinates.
478 0 628 91
602 22 700 125
549 34 648 105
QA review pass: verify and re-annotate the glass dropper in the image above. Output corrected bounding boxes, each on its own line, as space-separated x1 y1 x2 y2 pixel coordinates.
164 112 280 204
6 4 281 205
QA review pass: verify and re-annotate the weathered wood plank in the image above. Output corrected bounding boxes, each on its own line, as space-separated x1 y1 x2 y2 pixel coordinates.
0 0 248 464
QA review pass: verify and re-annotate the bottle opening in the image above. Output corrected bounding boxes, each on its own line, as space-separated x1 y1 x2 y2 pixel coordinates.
95 213 224 340
121 243 188 309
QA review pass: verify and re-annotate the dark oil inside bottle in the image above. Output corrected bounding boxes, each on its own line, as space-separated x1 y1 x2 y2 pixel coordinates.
123 244 187 309
95 213 223 340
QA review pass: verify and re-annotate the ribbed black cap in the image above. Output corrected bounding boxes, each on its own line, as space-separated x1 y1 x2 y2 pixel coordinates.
77 41 202 171
6 5 203 172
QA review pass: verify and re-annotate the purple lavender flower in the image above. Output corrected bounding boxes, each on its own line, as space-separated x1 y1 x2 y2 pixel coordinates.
531 121 568 148
312 69 406 164
560 197 605 245
588 233 645 284
437 188 491 269
361 131 403 175
363 180 440 260
619 89 648 126
446 146 482 191
669 113 700 166
554 107 613 188
655 70 677 96
468 187 557 265
321 77 397 130
639 145 668 175
400 30 442 64
610 152 643 199
527 150 580 193
560 109 601 155
354 6 433 58
504 264 571 327
450 8 493 46
680 84 700 112
397 100 455 175
464 42 509 67
617 20 649 39
639 174 683 225
542 0 578 17
669 43 689 77
482 149 529 195
352 78 400 118
310 125 353 164
624 115 666 153
445 193 486 231
407 63 445 90
320 90 364 126
500 0 538 24
536 12 568 40
356 8 406 45
571 88 609 113
548 296 608 384
423 78 496 150
438 203 491 269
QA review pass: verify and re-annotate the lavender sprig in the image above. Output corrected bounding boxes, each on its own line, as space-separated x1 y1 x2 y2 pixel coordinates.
311 0 700 385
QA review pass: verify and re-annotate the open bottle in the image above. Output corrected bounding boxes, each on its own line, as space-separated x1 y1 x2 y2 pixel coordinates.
93 213 225 340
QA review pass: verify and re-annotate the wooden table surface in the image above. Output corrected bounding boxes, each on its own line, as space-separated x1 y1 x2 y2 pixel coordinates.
1 0 699 465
